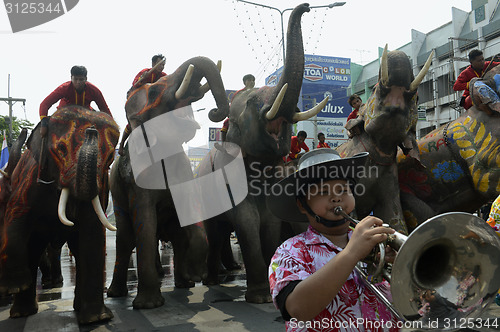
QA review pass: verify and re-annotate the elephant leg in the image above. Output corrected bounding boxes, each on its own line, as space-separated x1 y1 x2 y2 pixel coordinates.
10 235 47 318
232 201 272 303
155 243 165 278
131 200 164 309
203 217 225 285
107 206 135 298
400 191 436 232
39 248 51 288
72 207 113 324
171 234 195 289
0 218 33 293
40 244 63 289
221 225 240 271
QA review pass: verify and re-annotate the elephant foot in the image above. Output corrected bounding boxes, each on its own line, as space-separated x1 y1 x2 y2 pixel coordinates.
174 279 195 288
202 275 219 286
0 269 32 295
245 287 272 304
223 262 241 271
132 291 165 309
42 276 63 289
76 304 113 325
107 281 128 298
10 296 38 318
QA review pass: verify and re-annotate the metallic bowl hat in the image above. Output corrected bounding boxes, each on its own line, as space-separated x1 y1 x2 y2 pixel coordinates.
266 149 369 222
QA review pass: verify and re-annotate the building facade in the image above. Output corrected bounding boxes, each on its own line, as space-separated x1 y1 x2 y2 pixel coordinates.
349 0 500 139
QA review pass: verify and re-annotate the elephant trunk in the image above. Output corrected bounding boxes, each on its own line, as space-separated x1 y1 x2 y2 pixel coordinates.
179 57 230 123
275 3 310 120
76 127 99 201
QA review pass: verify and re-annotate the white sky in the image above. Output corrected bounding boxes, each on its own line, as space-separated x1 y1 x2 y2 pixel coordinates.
0 0 472 147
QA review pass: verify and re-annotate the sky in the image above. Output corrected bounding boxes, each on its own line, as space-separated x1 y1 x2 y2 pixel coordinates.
0 0 473 147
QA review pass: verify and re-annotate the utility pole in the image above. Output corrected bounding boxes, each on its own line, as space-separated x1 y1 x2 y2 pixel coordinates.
0 74 26 145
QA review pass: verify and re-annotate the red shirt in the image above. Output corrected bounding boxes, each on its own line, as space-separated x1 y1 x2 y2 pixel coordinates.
132 68 167 86
39 81 112 118
346 108 359 122
221 118 229 133
317 142 330 149
453 61 500 98
288 136 309 160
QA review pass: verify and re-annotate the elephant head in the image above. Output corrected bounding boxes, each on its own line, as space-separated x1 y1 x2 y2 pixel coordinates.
27 106 119 230
363 46 433 157
125 56 229 135
226 3 326 159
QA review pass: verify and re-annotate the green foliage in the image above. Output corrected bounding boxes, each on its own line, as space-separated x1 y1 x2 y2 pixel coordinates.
0 115 34 145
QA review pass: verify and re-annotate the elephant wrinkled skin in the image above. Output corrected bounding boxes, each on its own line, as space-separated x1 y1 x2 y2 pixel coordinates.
0 106 119 324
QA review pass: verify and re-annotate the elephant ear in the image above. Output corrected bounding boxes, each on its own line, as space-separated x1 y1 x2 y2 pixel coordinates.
25 122 44 161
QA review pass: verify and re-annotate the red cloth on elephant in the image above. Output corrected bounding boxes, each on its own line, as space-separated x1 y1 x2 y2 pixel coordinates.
453 61 500 109
132 68 167 87
286 136 309 162
39 81 112 118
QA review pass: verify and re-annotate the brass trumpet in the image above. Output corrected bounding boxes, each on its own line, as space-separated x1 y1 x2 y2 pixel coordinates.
334 207 500 327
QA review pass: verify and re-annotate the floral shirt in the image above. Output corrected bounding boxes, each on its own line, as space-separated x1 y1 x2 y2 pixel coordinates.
269 226 399 332
487 195 500 236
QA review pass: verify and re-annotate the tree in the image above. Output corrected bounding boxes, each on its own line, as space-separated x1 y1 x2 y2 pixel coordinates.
0 115 34 147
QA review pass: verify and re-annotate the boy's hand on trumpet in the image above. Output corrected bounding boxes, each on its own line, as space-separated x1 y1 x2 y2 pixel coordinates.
345 216 395 262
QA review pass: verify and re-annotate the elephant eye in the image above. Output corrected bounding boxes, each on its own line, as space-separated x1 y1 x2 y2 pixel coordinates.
58 142 68 157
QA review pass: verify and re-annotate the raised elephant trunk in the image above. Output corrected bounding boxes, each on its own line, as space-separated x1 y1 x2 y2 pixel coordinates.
175 56 230 122
273 3 310 121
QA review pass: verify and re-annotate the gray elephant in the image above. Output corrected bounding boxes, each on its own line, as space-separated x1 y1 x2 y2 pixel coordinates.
0 106 119 324
197 3 326 303
107 56 230 309
336 46 433 234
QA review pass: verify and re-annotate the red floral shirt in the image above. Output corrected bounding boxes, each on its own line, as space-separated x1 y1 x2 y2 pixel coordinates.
269 226 400 332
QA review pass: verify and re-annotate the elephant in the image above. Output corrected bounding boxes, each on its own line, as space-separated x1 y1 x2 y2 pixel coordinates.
0 106 119 324
196 3 326 303
397 64 500 230
336 46 433 234
107 56 229 309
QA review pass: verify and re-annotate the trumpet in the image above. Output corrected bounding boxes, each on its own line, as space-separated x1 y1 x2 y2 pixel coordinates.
334 207 500 327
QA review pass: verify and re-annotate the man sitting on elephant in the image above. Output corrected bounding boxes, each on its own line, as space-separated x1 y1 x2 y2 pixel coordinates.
39 65 113 138
38 65 113 182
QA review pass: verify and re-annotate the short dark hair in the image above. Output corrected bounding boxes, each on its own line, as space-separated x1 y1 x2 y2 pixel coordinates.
468 49 483 62
317 132 325 139
71 65 87 77
297 130 307 138
348 94 361 107
243 74 255 83
152 54 165 65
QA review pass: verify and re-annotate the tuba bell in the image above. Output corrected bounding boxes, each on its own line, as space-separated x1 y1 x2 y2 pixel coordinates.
335 209 500 329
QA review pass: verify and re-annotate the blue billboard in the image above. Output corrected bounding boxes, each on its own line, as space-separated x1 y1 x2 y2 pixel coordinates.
265 54 351 119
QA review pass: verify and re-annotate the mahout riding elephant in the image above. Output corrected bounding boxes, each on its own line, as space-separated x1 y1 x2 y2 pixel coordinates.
107 56 229 309
0 106 119 324
398 64 500 231
336 46 433 234
197 3 326 303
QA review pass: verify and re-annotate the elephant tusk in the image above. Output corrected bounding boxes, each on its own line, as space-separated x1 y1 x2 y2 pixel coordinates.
266 83 288 120
409 50 434 91
199 60 222 95
92 195 117 231
292 97 328 122
175 64 195 99
58 188 74 227
380 44 389 86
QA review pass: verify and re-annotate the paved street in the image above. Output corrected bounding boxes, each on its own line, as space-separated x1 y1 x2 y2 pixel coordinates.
0 229 499 331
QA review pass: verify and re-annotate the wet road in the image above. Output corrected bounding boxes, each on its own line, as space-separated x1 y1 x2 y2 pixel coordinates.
0 229 499 331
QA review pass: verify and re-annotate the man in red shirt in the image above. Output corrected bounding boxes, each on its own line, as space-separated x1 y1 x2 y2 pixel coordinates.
132 54 167 89
286 131 309 162
316 132 330 149
118 54 167 155
453 49 500 110
39 65 112 138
